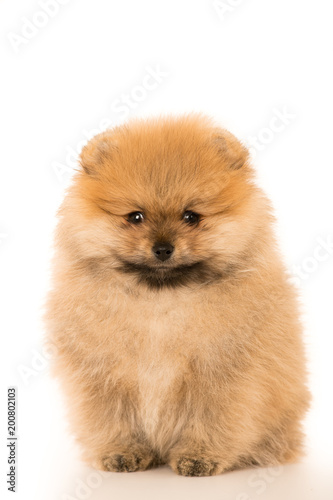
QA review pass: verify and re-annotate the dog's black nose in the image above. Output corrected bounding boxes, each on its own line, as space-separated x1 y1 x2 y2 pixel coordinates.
152 242 174 261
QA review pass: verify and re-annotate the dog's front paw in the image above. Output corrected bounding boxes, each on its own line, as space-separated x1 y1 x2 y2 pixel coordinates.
100 451 155 473
172 456 219 477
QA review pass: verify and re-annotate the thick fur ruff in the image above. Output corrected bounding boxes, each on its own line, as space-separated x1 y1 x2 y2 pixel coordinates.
45 114 310 476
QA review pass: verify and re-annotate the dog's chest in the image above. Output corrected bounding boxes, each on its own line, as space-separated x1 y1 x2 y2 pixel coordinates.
114 289 215 436
137 355 180 436
133 315 187 436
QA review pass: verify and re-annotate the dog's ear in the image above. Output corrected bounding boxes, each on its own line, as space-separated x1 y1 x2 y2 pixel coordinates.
80 131 118 176
212 130 249 171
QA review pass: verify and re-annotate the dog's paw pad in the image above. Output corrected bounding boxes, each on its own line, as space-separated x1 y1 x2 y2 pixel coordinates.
102 453 143 472
175 456 218 476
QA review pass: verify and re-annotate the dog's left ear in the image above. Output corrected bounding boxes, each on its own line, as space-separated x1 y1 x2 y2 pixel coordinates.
212 130 249 170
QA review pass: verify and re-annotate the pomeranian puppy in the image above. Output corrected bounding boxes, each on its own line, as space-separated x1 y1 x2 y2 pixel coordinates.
45 114 310 476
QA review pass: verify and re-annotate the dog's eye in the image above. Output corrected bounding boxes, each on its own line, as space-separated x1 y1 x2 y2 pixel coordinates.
183 211 200 225
127 211 144 224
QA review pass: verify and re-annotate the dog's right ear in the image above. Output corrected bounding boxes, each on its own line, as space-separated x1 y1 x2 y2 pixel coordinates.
79 131 118 176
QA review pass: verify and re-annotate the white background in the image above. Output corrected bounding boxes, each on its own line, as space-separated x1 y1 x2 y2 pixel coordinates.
1 0 333 499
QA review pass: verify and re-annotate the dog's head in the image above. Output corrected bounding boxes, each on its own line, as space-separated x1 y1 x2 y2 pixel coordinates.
60 115 266 289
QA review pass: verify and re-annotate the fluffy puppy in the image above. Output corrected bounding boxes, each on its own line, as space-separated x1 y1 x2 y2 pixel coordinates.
45 114 310 476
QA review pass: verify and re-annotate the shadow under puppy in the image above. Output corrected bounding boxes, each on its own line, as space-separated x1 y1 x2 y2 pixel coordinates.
45 114 310 476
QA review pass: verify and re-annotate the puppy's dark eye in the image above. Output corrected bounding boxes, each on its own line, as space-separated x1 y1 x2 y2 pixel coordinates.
127 211 144 224
183 211 200 225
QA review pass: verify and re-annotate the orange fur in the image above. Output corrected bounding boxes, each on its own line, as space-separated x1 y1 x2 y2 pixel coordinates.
45 114 310 476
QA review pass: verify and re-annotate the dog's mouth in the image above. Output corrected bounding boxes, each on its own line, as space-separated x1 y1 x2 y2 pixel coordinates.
116 259 224 289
